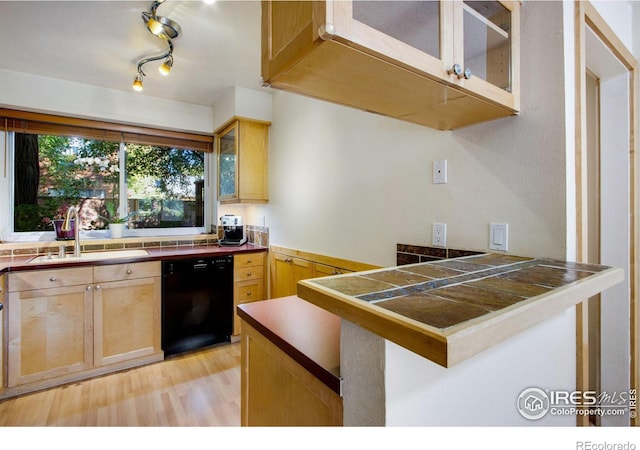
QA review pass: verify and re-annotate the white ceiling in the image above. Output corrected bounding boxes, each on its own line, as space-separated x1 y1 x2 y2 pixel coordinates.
0 0 263 107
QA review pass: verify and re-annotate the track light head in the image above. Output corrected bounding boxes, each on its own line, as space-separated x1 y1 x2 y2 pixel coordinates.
159 56 173 76
132 74 144 91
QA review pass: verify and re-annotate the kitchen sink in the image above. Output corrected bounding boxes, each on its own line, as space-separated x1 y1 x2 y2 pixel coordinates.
29 249 149 264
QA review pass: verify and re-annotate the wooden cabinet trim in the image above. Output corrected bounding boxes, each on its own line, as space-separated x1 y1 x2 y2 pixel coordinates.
270 245 380 273
93 261 160 283
8 267 94 292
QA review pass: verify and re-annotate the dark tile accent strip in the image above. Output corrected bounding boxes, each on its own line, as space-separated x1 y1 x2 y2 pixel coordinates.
358 259 542 303
397 243 483 266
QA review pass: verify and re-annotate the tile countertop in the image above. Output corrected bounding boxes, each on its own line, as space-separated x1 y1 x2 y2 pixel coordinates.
0 243 267 273
297 253 624 368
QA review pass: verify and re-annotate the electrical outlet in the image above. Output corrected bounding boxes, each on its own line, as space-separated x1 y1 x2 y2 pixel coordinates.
432 223 446 247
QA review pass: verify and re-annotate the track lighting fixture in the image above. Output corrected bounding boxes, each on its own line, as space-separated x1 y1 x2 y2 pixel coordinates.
132 0 181 92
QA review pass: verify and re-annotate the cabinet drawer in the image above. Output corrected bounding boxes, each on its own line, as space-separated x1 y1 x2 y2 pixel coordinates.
8 267 93 292
94 261 161 283
236 279 264 303
235 252 265 269
234 265 264 282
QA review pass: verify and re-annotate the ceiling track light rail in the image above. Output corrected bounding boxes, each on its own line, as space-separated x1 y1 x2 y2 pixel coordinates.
132 0 181 92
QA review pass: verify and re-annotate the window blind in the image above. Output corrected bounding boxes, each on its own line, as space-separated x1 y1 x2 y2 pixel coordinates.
0 108 213 152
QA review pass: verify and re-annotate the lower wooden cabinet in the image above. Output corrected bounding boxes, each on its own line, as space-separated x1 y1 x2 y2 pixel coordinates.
7 268 94 387
271 253 313 298
269 246 380 298
93 262 161 367
4 262 162 395
0 275 5 393
233 252 267 335
241 321 342 426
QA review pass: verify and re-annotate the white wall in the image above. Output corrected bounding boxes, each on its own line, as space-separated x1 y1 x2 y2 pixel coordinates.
337 0 576 427
212 86 272 132
384 310 575 426
593 1 634 51
240 1 567 269
0 69 214 134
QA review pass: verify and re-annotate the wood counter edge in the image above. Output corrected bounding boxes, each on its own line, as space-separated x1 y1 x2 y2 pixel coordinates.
237 296 341 395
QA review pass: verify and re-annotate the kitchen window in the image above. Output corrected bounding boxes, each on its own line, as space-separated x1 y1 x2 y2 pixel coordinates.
2 110 214 240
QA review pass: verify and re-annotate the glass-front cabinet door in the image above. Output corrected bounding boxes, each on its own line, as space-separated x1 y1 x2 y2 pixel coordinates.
330 0 518 110
332 0 452 81
462 1 512 92
454 0 518 110
217 122 238 201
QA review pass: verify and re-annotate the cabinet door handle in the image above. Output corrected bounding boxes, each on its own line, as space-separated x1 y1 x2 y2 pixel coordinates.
126 269 132 275
95 285 101 290
246 272 252 277
449 63 462 76
50 276 57 282
246 291 252 296
86 286 92 291
247 259 252 264
448 64 472 80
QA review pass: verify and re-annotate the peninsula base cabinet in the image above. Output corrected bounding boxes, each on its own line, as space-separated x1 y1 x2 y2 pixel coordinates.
3 261 163 397
241 321 342 426
0 275 5 395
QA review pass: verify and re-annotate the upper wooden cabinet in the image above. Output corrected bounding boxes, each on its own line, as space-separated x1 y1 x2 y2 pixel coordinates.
216 118 270 204
261 0 519 130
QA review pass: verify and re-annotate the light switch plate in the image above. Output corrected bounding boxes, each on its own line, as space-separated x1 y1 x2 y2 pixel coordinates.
489 223 508 251
433 160 447 184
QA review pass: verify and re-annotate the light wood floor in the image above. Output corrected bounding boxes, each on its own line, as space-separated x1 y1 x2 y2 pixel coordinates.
0 342 241 426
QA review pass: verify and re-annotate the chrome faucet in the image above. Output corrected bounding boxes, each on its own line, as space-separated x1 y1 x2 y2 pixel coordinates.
62 206 81 258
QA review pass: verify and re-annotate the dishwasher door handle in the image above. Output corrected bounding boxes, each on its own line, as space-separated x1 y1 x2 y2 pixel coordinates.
193 263 209 271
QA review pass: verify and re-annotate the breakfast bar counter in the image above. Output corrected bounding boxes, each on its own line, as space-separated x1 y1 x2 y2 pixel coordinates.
297 253 624 367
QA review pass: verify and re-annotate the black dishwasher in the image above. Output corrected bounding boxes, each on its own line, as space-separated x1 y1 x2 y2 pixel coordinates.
162 255 233 357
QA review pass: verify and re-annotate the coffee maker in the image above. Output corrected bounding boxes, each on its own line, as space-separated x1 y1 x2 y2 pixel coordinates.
219 214 247 246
